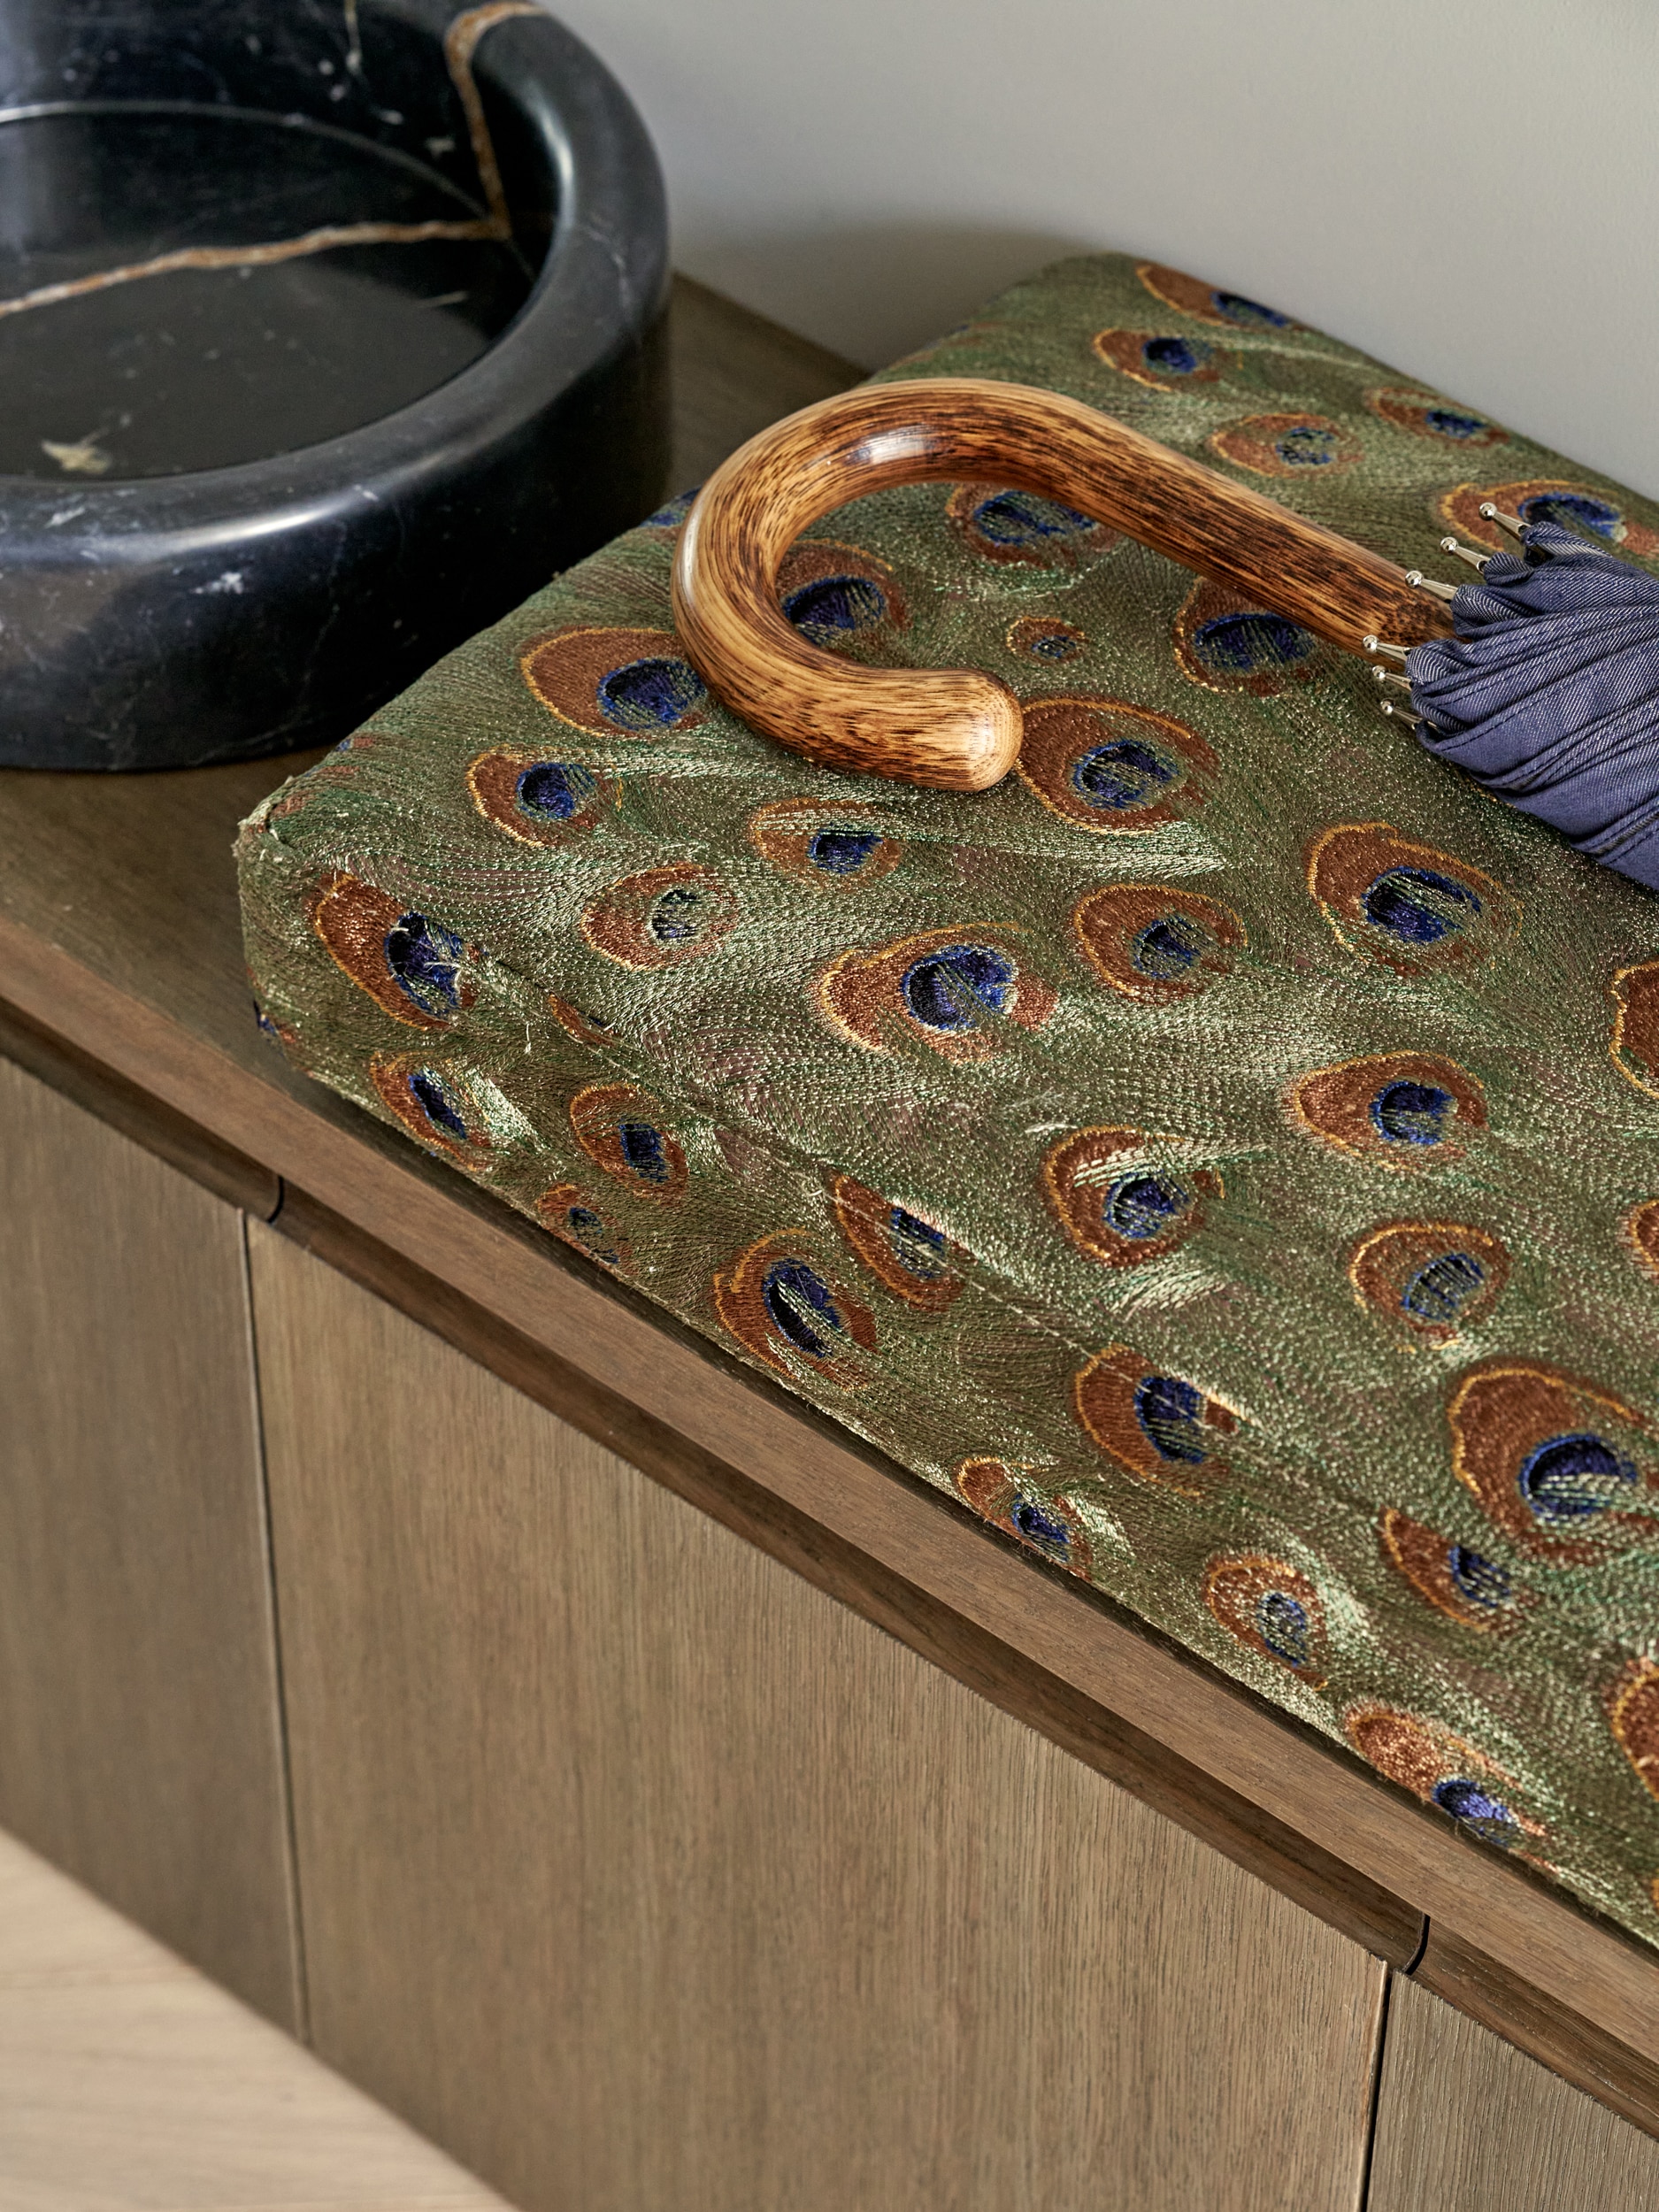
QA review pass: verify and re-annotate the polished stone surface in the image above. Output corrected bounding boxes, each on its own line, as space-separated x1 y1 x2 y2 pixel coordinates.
0 108 530 480
0 0 670 769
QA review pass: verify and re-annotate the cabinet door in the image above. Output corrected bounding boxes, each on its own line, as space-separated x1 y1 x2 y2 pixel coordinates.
250 1222 1386 2212
1369 1975 1659 2211
0 1057 299 2029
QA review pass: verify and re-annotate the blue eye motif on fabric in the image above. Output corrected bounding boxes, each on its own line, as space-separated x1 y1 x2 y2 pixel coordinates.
956 1459 1095 1579
831 1177 967 1311
1018 697 1215 832
1365 388 1508 449
972 490 1094 547
776 539 907 649
1204 1558 1327 1684
312 874 476 1030
1379 1509 1529 1633
516 761 596 822
889 1209 947 1276
408 1064 466 1138
1349 1222 1508 1343
1526 491 1623 539
368 1050 493 1167
714 1232 876 1386
1135 1373 1207 1463
383 911 465 1021
1403 1252 1487 1322
1135 915 1204 975
1136 261 1294 331
810 827 882 873
1348 1707 1543 1853
1073 883 1247 1004
1278 425 1340 467
1211 413 1361 478
1175 580 1323 695
1011 1497 1072 1550
570 1082 688 1202
1045 1127 1219 1267
1192 611 1316 678
1518 1433 1639 1523
583 864 739 970
535 1182 634 1274
948 480 1117 569
816 927 1056 1063
1448 1546 1510 1609
1143 334 1210 374
1091 326 1226 392
466 749 609 845
1308 825 1513 974
1073 1346 1238 1491
1371 1081 1453 1146
1432 1777 1524 1847
1449 1359 1656 1559
1257 1591 1310 1666
599 656 707 732
1291 1052 1486 1166
902 943 1014 1031
762 1256 841 1357
747 797 906 892
1007 615 1087 663
1104 1171 1188 1241
1210 290 1289 328
1363 868 1481 945
784 573 887 645
520 625 711 737
1440 480 1659 559
1071 738 1173 812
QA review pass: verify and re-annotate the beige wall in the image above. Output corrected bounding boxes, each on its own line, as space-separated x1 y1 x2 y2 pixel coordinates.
553 0 1657 497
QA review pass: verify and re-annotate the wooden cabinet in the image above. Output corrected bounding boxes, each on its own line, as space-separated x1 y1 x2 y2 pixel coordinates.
0 1058 298 2029
248 1224 1385 2212
1370 1977 1659 2212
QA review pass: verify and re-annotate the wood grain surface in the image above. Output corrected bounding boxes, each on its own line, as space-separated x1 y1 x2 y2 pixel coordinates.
673 376 1454 787
272 1181 1424 1970
0 1059 300 2029
1369 1974 1659 2212
249 1224 1386 2212
0 274 1653 2132
1411 1922 1659 2144
0 1824 504 2211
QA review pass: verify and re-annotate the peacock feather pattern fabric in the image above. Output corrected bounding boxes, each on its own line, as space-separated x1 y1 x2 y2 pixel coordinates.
239 253 1659 1948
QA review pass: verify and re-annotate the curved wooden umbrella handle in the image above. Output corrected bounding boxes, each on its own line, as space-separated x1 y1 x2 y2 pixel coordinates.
672 376 1452 791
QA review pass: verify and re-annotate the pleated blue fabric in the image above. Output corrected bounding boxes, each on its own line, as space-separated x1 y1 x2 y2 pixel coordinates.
1409 524 1659 891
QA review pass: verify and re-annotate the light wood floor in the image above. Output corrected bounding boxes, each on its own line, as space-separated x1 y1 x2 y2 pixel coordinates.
0 1825 507 2212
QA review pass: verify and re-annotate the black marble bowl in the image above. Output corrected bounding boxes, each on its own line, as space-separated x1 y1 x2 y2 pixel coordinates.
0 1 669 768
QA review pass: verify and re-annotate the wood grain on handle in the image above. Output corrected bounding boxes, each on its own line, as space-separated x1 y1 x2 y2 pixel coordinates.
672 376 1455 791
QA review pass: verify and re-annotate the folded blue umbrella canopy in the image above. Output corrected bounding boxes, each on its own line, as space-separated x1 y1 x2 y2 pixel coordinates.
1409 522 1659 891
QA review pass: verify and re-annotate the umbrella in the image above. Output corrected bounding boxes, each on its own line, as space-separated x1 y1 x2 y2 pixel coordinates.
673 377 1659 895
1382 512 1659 892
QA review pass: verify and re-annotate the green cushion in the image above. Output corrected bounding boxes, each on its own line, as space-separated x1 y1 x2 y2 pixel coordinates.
240 251 1659 1947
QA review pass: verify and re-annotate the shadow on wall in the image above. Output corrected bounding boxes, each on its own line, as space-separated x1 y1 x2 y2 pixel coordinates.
680 221 1099 370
